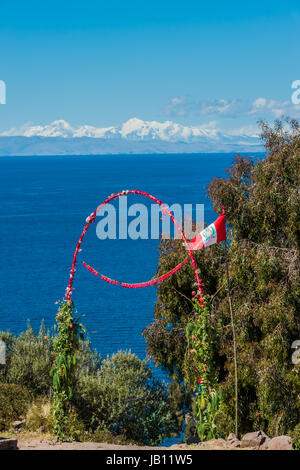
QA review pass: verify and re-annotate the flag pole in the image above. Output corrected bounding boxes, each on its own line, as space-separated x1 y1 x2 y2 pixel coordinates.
222 206 238 437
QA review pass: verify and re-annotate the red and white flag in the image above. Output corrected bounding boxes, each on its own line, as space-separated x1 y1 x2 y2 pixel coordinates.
188 213 226 250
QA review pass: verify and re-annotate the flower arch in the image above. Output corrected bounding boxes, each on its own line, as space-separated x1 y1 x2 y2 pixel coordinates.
65 189 204 305
52 189 206 440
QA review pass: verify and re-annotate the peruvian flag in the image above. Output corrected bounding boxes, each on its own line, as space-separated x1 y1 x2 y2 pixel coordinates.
188 212 226 250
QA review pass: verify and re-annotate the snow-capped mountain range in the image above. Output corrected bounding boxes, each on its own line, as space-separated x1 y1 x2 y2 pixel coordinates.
1 118 259 142
0 118 263 155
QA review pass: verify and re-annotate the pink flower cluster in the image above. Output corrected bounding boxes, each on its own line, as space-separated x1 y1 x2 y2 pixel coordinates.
191 278 205 306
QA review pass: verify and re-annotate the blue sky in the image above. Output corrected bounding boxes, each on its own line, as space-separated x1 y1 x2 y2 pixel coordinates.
0 0 300 133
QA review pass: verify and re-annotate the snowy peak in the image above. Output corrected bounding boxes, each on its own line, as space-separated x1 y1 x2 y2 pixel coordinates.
23 120 74 137
118 118 224 142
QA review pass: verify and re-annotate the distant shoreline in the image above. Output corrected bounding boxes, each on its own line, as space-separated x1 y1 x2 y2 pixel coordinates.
0 150 265 158
0 135 264 157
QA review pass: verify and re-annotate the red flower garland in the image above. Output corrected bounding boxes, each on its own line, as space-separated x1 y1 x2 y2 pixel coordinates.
82 257 189 288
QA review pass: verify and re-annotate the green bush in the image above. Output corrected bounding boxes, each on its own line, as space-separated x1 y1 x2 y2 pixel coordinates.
0 328 181 443
290 423 300 450
74 351 177 445
0 321 100 400
0 322 54 396
0 383 31 430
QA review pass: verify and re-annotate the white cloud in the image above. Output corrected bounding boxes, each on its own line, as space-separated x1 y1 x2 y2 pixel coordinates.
164 97 246 118
227 124 260 138
164 95 300 119
249 97 300 118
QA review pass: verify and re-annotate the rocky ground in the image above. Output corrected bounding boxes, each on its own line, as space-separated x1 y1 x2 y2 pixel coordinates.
0 430 294 450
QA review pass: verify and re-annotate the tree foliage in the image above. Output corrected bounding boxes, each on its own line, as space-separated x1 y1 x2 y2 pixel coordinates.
144 119 300 437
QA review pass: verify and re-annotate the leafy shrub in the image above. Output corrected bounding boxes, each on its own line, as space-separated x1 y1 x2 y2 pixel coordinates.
0 383 31 430
0 328 179 443
0 322 54 396
74 337 101 382
290 423 300 450
74 351 177 445
0 321 100 400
